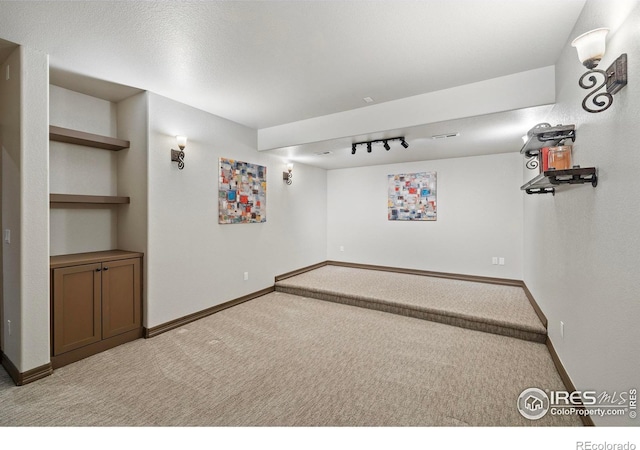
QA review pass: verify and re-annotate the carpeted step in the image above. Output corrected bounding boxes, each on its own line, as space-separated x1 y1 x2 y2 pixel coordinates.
275 265 547 343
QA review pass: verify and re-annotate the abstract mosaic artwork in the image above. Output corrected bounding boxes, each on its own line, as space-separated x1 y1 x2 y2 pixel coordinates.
218 157 267 224
388 171 437 221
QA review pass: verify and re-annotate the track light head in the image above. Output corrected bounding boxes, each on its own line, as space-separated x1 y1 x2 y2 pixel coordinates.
401 139 409 148
383 140 390 151
351 144 356 155
367 142 372 153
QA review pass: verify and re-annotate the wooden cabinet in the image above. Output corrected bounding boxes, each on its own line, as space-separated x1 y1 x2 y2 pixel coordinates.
52 262 102 355
50 250 143 368
101 257 141 339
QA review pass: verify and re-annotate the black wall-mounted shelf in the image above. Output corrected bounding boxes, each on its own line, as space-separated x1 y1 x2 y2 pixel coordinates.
520 122 598 195
521 167 598 195
520 123 576 158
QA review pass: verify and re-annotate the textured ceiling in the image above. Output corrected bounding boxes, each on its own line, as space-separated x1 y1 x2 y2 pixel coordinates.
0 0 586 130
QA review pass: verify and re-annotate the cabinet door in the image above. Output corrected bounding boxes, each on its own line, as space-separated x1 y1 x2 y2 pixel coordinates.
52 263 102 355
101 258 141 339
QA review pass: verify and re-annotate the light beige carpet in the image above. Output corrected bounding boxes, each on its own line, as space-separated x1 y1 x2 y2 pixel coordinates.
276 265 546 342
0 292 579 426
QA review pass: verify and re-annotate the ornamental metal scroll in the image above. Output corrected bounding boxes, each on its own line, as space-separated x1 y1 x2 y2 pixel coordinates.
578 69 613 113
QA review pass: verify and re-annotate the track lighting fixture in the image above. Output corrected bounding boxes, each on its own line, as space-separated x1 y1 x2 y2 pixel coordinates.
351 136 408 155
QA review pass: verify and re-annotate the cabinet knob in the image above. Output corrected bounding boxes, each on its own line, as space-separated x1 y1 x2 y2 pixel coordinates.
95 268 101 272
103 267 109 271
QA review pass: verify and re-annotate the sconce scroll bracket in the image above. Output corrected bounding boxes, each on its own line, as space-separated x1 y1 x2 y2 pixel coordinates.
171 149 185 170
579 69 613 113
578 53 627 113
525 155 539 171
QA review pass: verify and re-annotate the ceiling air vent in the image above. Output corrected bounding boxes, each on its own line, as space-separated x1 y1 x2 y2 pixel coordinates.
431 132 460 140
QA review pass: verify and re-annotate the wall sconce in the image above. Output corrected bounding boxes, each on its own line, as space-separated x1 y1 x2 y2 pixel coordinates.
351 136 408 155
283 163 293 185
571 28 627 113
171 135 187 170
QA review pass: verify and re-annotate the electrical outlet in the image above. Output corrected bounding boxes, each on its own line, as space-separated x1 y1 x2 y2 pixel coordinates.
243 272 249 281
492 257 498 265
340 246 345 252
499 257 505 266
560 321 565 339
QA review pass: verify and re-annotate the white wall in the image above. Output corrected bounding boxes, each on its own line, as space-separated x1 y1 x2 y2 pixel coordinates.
0 47 6 354
524 0 640 426
116 91 148 255
116 92 149 313
327 152 524 279
1 46 50 371
146 93 327 328
49 85 119 255
19 46 50 371
0 45 49 372
1 47 21 361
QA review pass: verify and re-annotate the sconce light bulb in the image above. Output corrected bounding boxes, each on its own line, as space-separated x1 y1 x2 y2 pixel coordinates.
176 135 188 150
571 28 609 69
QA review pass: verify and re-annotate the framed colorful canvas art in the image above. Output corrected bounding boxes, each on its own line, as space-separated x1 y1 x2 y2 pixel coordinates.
218 158 267 224
388 172 437 221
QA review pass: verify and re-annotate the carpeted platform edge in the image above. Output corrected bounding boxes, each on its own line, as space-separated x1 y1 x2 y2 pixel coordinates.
275 285 547 343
